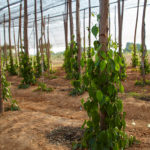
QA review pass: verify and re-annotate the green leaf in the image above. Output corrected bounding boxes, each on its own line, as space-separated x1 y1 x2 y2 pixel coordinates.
119 82 124 93
96 90 103 102
100 51 107 59
92 25 99 38
81 98 84 105
100 60 107 71
115 63 120 71
97 14 100 21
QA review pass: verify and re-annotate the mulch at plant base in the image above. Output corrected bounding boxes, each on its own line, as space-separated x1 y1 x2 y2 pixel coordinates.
46 126 84 147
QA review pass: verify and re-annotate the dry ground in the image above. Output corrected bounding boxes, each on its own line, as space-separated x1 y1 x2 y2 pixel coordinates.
0 64 150 150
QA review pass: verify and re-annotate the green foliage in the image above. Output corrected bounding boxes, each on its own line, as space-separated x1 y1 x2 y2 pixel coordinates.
35 82 53 92
70 80 86 96
131 45 139 67
132 53 139 68
64 45 73 79
19 52 36 88
92 25 99 38
140 55 150 75
76 34 134 149
7 53 17 75
35 53 42 78
11 99 20 111
2 72 19 111
44 72 57 80
2 72 11 101
120 55 127 80
140 47 150 75
18 83 30 89
135 80 150 86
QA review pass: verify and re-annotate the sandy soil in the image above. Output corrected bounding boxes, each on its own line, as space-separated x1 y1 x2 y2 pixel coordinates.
0 67 150 150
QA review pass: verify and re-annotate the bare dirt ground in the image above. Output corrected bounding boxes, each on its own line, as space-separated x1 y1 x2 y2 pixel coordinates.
0 65 150 150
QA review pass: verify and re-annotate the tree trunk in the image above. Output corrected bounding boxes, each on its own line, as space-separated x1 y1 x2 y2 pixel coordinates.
13 21 18 64
34 0 39 58
64 0 68 50
43 17 49 71
141 0 147 83
109 7 111 37
118 0 124 57
7 0 13 62
114 5 117 42
0 38 3 114
76 0 81 74
68 0 74 49
24 0 29 55
83 9 86 57
19 2 22 52
47 15 51 72
40 0 44 73
99 0 109 130
133 0 140 63
88 0 91 58
3 14 7 66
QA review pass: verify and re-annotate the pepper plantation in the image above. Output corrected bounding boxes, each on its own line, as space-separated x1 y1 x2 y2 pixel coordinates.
0 0 150 150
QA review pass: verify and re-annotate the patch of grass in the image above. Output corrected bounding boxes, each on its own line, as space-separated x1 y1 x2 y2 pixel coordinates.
44 72 57 80
128 92 150 102
34 82 53 92
11 99 20 111
69 88 85 96
128 92 141 98
131 68 140 72
5 99 20 111
18 83 30 89
135 80 150 86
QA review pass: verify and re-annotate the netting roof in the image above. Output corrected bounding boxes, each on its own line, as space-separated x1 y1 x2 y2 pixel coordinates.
0 0 150 53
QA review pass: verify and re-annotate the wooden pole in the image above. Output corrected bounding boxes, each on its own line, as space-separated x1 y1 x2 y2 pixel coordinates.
83 9 86 57
7 0 13 61
13 21 18 64
141 0 147 83
64 0 69 50
24 0 29 55
99 0 109 130
114 5 117 42
0 35 3 114
40 0 44 73
34 0 39 57
76 0 81 74
133 0 140 64
47 15 51 72
88 0 91 58
118 0 124 57
19 2 22 52
68 0 74 49
3 14 7 66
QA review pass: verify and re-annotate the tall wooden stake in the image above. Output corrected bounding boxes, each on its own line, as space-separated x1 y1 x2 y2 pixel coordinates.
114 5 117 42
34 0 39 58
141 0 147 83
68 0 74 49
118 0 124 57
0 35 3 114
47 15 51 72
83 9 86 57
133 0 140 66
13 21 18 64
88 0 91 58
7 0 13 62
24 0 29 55
76 0 81 74
3 14 7 66
40 0 44 73
99 0 109 130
